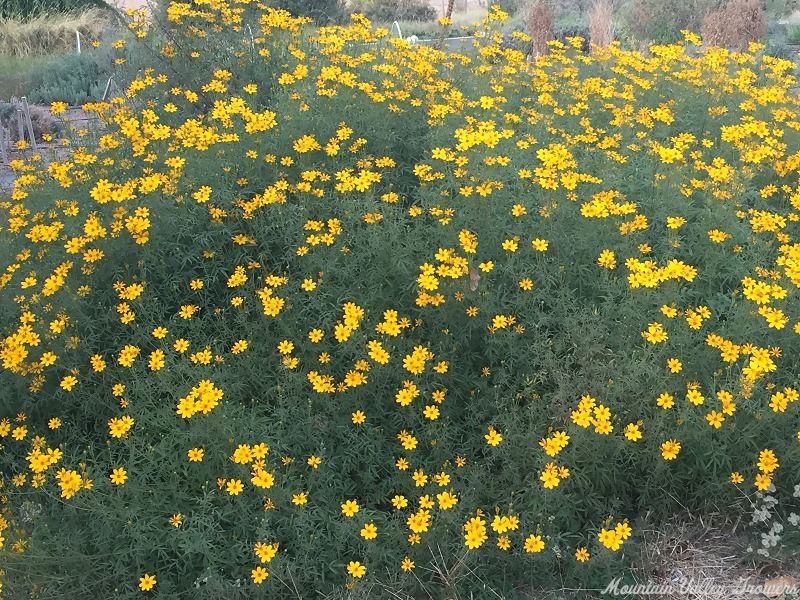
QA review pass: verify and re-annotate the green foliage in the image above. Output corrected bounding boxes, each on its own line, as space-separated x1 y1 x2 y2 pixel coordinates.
787 24 800 44
621 0 718 43
25 51 109 105
269 0 344 23
0 0 110 20
489 0 525 16
348 0 437 22
1 4 800 599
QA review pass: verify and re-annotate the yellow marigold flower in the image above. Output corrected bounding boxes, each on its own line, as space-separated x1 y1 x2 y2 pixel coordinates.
360 522 378 540
523 533 545 553
660 439 681 460
575 547 590 562
138 573 156 592
392 495 408 509
226 479 244 495
705 411 724 429
346 561 366 579
251 566 269 584
597 249 616 269
666 358 682 373
755 473 772 491
341 499 359 517
531 238 549 251
757 448 779 473
463 516 487 549
187 447 204 462
485 426 503 446
623 423 642 441
109 467 127 485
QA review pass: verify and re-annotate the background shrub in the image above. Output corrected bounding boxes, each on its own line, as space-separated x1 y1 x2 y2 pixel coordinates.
25 51 109 105
348 0 437 22
0 0 110 20
701 0 767 50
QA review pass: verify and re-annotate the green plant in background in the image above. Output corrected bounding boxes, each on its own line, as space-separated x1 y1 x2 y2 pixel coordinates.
0 0 110 20
269 0 345 23
1 4 800 600
24 52 108 105
348 0 437 22
787 24 800 44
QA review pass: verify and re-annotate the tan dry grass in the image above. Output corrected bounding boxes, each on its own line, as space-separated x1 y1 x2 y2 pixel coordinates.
700 0 766 51
588 0 613 49
527 0 554 57
634 512 799 600
0 7 111 57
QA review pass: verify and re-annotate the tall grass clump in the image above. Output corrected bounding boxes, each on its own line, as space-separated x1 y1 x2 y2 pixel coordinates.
527 0 554 56
0 3 800 599
0 0 108 20
701 0 767 51
588 0 614 48
0 8 112 57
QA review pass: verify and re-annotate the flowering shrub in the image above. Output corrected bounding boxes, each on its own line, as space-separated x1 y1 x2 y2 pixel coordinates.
1 3 800 597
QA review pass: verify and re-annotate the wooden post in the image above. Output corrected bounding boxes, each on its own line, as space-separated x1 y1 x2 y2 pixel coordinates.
21 97 38 151
0 126 8 164
16 106 25 143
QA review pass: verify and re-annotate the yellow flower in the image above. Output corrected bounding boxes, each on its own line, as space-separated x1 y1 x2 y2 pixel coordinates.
623 423 642 441
597 249 616 269
109 467 127 485
341 499 359 517
575 547 590 562
360 522 378 540
138 573 156 592
485 426 503 446
757 448 779 473
660 439 681 460
187 447 204 462
531 238 549 252
523 534 545 553
251 566 269 584
226 479 244 495
346 561 366 578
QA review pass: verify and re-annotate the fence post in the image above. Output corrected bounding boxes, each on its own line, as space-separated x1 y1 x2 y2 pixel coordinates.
21 97 38 151
0 126 8 165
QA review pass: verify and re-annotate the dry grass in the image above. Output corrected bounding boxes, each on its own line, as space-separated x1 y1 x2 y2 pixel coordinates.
634 511 799 600
527 0 554 57
588 0 613 49
0 7 111 57
700 0 766 51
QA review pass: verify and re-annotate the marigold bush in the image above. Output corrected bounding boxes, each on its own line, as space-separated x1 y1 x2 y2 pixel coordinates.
1 3 800 598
